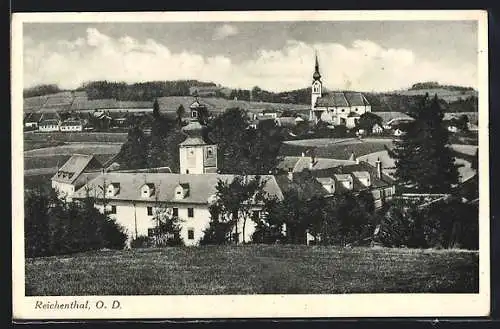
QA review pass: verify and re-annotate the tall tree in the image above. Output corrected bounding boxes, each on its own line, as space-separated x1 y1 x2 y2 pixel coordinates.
152 98 160 119
389 94 460 192
176 104 185 126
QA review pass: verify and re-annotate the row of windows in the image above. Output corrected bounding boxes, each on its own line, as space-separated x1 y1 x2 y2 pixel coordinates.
147 228 195 240
108 205 195 218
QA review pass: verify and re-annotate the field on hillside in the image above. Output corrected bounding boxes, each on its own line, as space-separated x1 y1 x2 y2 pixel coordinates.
396 89 477 103
24 143 121 170
25 245 478 296
24 132 128 144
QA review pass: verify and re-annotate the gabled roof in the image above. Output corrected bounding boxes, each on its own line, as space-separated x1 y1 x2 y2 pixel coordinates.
25 112 44 122
51 154 103 184
276 156 356 173
61 120 83 127
275 172 327 200
39 119 60 126
73 173 284 204
315 92 370 108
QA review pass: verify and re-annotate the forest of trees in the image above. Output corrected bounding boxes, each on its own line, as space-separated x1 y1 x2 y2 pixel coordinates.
23 84 63 98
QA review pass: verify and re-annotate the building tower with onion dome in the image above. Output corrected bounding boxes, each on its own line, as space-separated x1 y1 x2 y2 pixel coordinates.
310 52 323 121
178 99 218 174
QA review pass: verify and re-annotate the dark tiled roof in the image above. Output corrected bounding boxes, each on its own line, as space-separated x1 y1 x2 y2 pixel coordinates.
51 154 103 184
39 119 59 126
73 173 284 204
275 172 328 200
315 92 370 108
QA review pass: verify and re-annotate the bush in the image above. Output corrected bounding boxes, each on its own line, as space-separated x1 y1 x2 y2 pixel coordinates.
24 191 128 257
130 236 151 249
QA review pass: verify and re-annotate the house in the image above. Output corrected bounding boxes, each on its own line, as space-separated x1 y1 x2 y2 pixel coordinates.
447 125 459 133
38 119 60 132
51 154 103 200
276 154 356 174
393 128 405 137
72 172 284 246
60 120 84 132
310 159 397 209
372 123 384 134
24 112 44 128
275 116 305 128
309 54 371 127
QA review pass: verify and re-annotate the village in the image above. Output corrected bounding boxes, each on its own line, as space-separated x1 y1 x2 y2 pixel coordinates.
21 54 479 250
20 18 482 296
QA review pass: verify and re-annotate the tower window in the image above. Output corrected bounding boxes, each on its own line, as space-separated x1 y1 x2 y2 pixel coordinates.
186 169 189 174
187 229 195 240
191 110 198 118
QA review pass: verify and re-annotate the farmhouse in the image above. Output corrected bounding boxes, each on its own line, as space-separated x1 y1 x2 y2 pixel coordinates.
51 154 104 201
310 54 371 127
60 120 84 132
24 112 44 128
38 119 60 132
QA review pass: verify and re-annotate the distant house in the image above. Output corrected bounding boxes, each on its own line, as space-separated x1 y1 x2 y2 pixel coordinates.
372 123 383 134
51 154 103 200
276 155 357 174
24 112 44 128
275 116 305 128
60 120 83 132
393 128 405 137
447 125 459 133
38 119 60 132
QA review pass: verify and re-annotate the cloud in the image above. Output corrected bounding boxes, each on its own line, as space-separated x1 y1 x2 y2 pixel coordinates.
212 24 239 40
23 28 477 93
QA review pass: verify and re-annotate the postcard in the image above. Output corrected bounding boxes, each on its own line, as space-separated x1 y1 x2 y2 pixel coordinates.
12 10 490 319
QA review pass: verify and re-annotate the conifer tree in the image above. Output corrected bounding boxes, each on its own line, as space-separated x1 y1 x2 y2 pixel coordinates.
390 94 460 192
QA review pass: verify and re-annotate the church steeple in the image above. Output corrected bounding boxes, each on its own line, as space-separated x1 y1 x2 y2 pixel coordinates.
313 51 321 81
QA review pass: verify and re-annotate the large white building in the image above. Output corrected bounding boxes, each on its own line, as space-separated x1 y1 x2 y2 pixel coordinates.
310 54 372 128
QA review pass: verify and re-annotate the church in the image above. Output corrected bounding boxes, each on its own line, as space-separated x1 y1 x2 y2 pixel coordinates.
309 54 372 128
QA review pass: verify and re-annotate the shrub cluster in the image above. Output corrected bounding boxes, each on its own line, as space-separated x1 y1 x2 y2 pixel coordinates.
25 189 127 257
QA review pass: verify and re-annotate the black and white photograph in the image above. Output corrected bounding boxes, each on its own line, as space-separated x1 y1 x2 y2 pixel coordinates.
12 10 490 319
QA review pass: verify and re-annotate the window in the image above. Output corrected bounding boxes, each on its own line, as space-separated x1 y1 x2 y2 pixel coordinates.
186 169 189 174
147 206 153 216
191 110 198 118
207 148 213 156
188 208 194 218
148 228 156 237
110 205 116 214
341 109 345 112
188 229 195 240
172 207 178 217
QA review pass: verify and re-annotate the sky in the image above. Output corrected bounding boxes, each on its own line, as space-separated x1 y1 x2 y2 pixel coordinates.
22 20 478 93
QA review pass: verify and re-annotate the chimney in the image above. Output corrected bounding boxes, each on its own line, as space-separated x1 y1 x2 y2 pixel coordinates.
376 158 382 179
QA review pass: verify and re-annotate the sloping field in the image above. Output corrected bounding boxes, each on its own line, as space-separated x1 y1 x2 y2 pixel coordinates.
25 245 478 295
24 132 128 144
24 143 121 170
397 88 477 103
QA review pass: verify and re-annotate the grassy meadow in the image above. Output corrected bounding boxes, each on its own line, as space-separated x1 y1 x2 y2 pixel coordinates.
25 245 478 296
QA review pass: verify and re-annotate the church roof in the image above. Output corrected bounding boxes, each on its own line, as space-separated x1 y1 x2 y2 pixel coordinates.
315 92 370 108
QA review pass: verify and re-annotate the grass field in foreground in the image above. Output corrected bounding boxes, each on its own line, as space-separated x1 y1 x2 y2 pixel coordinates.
25 245 478 296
